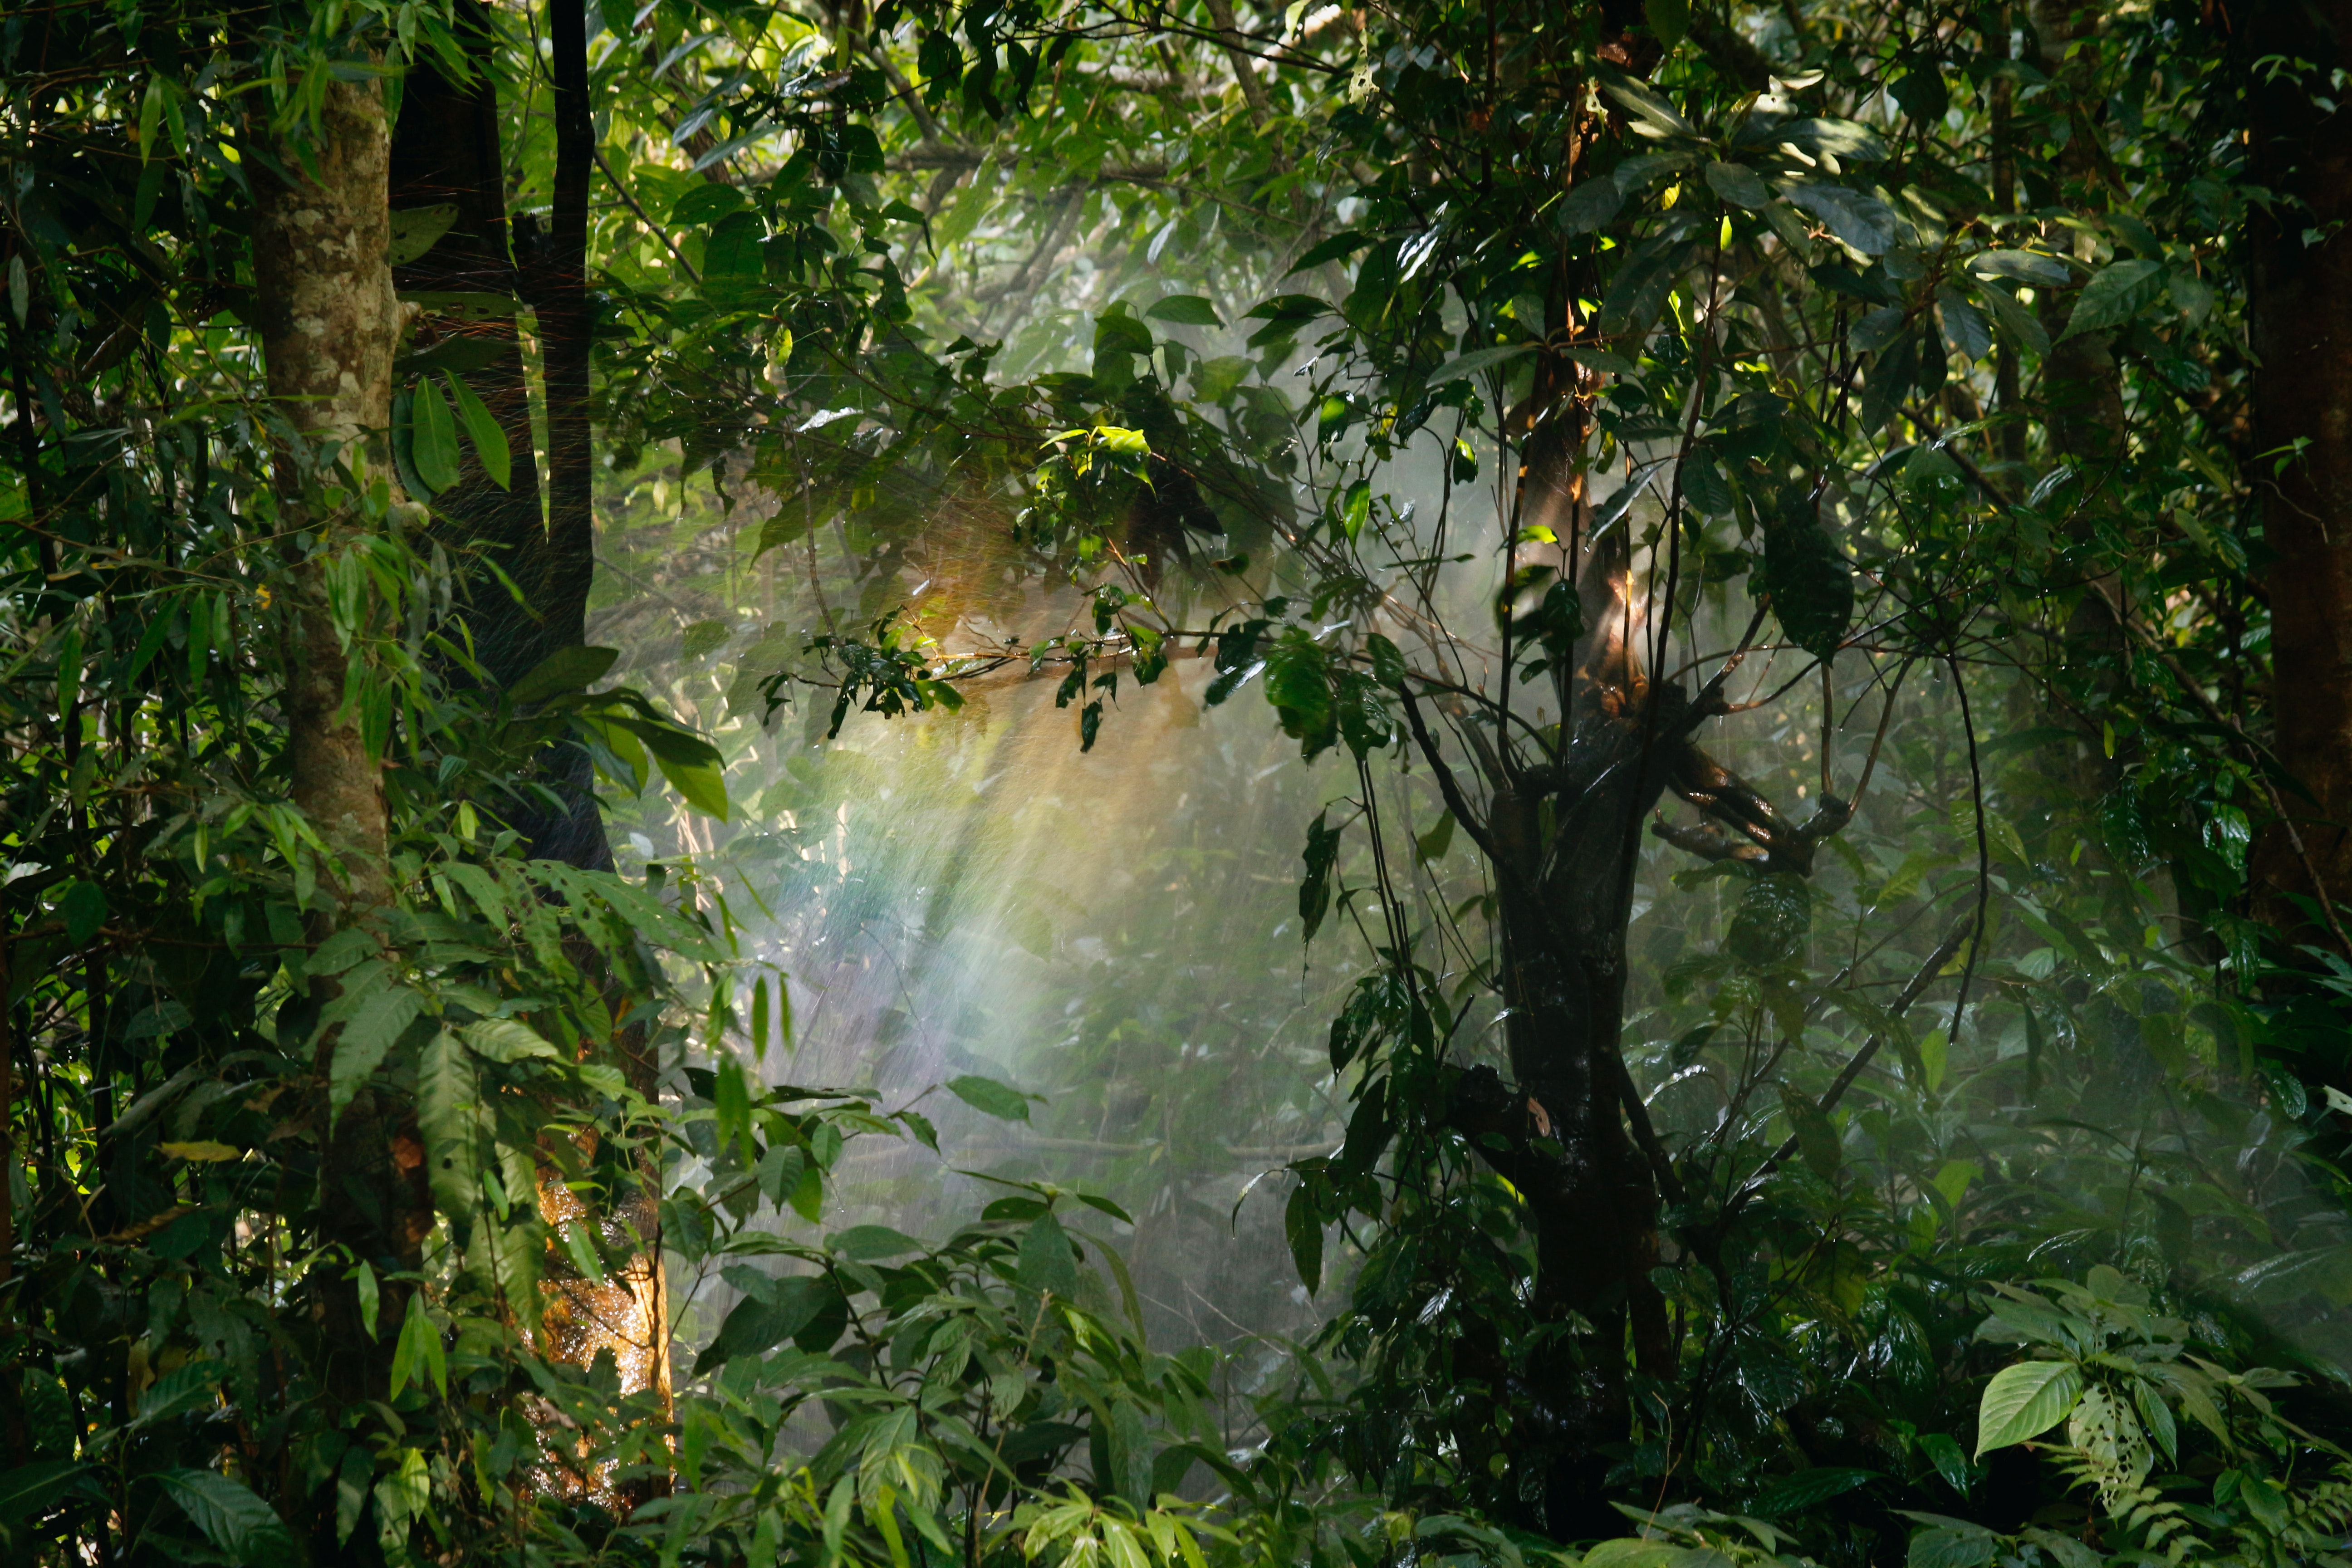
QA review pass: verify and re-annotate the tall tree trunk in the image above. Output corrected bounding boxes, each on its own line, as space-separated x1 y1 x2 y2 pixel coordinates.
252 79 399 913
529 0 611 872
248 66 428 1449
2247 0 2352 941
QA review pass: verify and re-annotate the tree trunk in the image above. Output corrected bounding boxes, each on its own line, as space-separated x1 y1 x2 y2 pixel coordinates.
247 67 429 1448
2247 0 2352 941
251 77 399 912
388 4 672 1464
526 0 612 872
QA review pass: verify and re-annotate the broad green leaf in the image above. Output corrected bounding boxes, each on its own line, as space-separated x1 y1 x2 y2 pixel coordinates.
1644 0 1689 49
1298 809 1343 942
1285 1181 1323 1293
1427 343 1534 386
331 986 422 1125
441 371 511 489
2059 259 2164 340
947 1073 1033 1121
463 1017 559 1063
1018 1210 1079 1299
1750 1465 1877 1517
671 182 748 225
1146 293 1223 326
388 1295 447 1401
1705 161 1771 209
159 1140 241 1162
1782 182 1898 254
1971 276 2049 354
418 1030 481 1232
387 203 459 266
411 376 461 494
1909 1525 1996 1568
1968 248 2072 286
1597 75 1697 139
1779 117 1891 162
152 1469 298 1566
508 644 619 705
1760 508 1854 659
830 1223 925 1259
1554 176 1624 235
1974 1359 2083 1456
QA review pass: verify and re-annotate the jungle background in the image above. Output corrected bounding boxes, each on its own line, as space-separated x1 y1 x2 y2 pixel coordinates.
10 0 2352 1566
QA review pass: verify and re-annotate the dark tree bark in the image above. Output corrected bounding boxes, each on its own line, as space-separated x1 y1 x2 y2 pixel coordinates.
392 0 609 870
386 2 670 1458
1408 215 1851 1527
2245 0 2352 942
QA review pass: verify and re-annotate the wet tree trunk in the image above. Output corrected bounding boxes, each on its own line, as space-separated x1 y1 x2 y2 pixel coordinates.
1411 296 1847 1531
2246 0 2352 942
247 66 429 1446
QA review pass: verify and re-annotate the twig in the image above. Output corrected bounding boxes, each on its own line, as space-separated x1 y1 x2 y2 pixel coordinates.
593 143 700 283
1724 917 1972 1209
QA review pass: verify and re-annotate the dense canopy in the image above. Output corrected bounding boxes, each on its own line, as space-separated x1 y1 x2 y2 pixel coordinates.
8 0 2352 1566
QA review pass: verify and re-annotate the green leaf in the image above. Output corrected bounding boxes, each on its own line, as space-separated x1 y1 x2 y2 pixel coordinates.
508 644 619 705
1776 1085 1841 1177
1968 249 2072 286
1285 1181 1323 1293
1554 177 1625 235
1783 182 1898 254
830 1223 925 1259
1908 1525 1997 1568
462 1017 559 1063
1750 1466 1877 1517
1429 343 1534 387
387 204 460 266
2059 258 2164 340
947 1073 1033 1121
692 1274 834 1374
411 376 461 494
418 1030 482 1234
1729 874 1813 967
1704 161 1772 210
331 986 422 1126
388 1294 448 1401
1975 1359 2083 1457
1644 0 1689 49
1760 503 1854 660
1019 1210 1080 1299
1298 809 1343 942
671 183 748 225
152 1469 298 1567
1146 293 1223 326
1264 636 1337 760
1779 117 1891 162
56 879 108 946
441 371 511 489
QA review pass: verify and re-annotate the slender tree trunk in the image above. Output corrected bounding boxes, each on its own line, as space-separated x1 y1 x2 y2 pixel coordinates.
391 0 546 666
531 0 610 872
2247 0 2352 940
